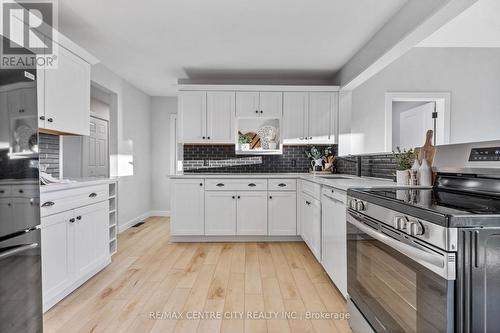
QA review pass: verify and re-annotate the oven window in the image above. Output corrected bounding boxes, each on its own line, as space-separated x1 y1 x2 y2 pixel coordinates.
347 217 454 333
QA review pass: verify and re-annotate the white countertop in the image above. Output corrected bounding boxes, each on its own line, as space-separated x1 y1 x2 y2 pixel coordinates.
40 177 117 193
170 173 415 192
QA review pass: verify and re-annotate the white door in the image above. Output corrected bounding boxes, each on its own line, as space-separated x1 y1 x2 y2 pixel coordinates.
21 87 37 117
321 190 347 297
259 92 282 118
84 117 108 177
309 197 322 261
398 103 435 150
0 199 13 233
44 45 90 135
235 91 259 117
299 193 310 245
206 92 235 143
171 179 205 235
179 91 206 143
205 191 236 235
41 210 75 305
308 92 335 144
268 191 296 236
73 201 108 277
237 191 268 235
283 92 308 144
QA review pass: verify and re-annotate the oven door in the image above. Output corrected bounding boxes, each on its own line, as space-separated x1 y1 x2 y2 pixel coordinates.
347 210 455 333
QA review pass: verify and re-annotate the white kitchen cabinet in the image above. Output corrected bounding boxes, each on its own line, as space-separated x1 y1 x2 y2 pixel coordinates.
74 202 108 278
321 188 347 298
42 45 91 135
236 91 282 118
206 91 235 143
283 92 308 144
308 92 336 144
179 91 207 143
237 191 268 235
205 191 237 235
300 192 321 261
171 179 205 235
41 210 74 307
268 191 296 235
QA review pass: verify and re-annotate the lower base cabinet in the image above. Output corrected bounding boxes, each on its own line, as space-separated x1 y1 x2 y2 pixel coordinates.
268 191 297 235
41 201 109 311
300 192 321 261
171 179 205 236
237 191 268 235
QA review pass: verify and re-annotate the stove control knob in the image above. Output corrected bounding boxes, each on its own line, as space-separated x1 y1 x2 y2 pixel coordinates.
349 199 357 210
356 200 366 211
395 216 408 231
408 220 425 236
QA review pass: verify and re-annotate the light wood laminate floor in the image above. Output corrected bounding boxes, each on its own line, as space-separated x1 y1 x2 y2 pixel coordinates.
43 217 352 333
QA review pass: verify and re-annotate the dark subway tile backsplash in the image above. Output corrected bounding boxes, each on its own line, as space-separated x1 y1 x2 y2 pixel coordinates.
336 153 396 180
39 133 60 178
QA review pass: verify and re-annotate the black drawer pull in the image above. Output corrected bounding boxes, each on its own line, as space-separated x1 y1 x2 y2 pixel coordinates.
0 190 4 193
18 189 24 193
199 183 203 187
89 193 97 198
232 196 235 199
248 183 256 187
69 218 75 223
269 196 273 199
216 183 225 187
306 201 311 205
76 216 82 220
41 201 55 207
278 183 287 187
237 196 241 199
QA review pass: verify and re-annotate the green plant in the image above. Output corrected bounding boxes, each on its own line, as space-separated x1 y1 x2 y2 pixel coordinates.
238 135 251 144
393 147 416 171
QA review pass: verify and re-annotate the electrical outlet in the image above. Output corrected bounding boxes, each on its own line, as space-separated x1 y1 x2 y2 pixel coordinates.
291 159 297 167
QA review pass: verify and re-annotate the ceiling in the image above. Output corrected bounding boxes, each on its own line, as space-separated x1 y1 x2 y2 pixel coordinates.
58 0 407 96
419 0 500 47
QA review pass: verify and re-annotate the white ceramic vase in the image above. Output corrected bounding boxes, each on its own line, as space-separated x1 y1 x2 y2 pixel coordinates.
396 170 410 185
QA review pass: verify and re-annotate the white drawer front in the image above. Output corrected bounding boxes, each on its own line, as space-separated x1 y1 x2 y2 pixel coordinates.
205 179 267 191
268 179 297 191
301 180 321 199
0 186 11 197
321 187 346 204
11 184 39 198
41 184 109 217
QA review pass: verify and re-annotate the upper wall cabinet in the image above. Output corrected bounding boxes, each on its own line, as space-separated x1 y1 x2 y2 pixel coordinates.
236 91 282 118
283 91 337 144
40 45 91 136
179 91 235 144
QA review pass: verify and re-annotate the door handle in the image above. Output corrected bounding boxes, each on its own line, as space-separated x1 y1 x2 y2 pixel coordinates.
41 201 55 207
89 193 97 198
0 243 38 260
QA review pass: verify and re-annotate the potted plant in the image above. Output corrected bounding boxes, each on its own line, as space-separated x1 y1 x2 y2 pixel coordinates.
305 146 324 171
393 147 416 185
239 134 252 151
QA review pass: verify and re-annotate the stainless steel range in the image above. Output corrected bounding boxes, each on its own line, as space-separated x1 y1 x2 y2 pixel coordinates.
346 171 500 333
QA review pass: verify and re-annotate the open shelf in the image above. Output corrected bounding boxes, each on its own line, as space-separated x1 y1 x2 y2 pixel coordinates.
108 181 118 256
236 117 282 155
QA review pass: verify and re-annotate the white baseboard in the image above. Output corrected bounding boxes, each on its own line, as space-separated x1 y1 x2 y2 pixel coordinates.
118 210 170 233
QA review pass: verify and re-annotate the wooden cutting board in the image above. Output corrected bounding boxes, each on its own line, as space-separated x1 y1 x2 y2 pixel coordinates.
239 131 261 149
417 129 436 166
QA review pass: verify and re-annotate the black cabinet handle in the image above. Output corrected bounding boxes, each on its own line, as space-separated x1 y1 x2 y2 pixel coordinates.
232 196 235 199
199 183 203 187
260 110 263 114
248 183 256 187
89 193 97 198
0 190 4 193
331 189 334 193
7 203 11 207
47 118 54 123
306 201 311 205
207 136 210 140
39 116 45 120
216 183 225 187
18 189 24 193
255 110 259 114
19 109 25 113
76 216 82 220
202 136 206 139
269 196 273 199
237 196 241 199
41 201 55 207
69 218 75 223
278 183 286 187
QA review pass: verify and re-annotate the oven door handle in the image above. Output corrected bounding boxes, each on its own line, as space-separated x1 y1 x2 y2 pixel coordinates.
0 243 38 260
348 213 455 280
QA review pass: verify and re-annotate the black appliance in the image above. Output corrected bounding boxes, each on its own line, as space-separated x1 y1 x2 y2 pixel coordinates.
346 172 500 333
0 37 42 333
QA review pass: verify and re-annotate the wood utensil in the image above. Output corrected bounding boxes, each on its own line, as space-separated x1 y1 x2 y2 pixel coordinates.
418 129 436 166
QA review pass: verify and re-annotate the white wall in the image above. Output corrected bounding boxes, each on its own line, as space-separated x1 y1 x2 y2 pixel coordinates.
150 97 177 214
91 63 152 231
348 48 500 154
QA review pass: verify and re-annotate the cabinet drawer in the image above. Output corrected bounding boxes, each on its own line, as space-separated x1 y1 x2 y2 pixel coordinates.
205 179 267 191
321 187 346 204
301 180 321 199
0 186 11 197
268 179 296 191
41 184 109 217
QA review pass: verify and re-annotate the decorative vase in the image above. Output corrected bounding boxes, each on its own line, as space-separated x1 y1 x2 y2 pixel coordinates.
396 170 410 185
311 158 323 171
268 142 277 150
240 143 250 151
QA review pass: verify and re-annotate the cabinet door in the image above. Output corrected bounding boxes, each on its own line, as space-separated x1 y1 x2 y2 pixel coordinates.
309 197 322 261
21 87 37 116
205 191 236 235
73 201 108 278
300 193 311 247
268 191 296 236
206 91 235 143
171 179 205 235
283 92 308 144
321 192 347 297
179 91 206 143
41 210 75 304
44 45 90 135
308 92 336 144
259 92 282 118
236 91 259 117
0 199 13 234
237 191 268 235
